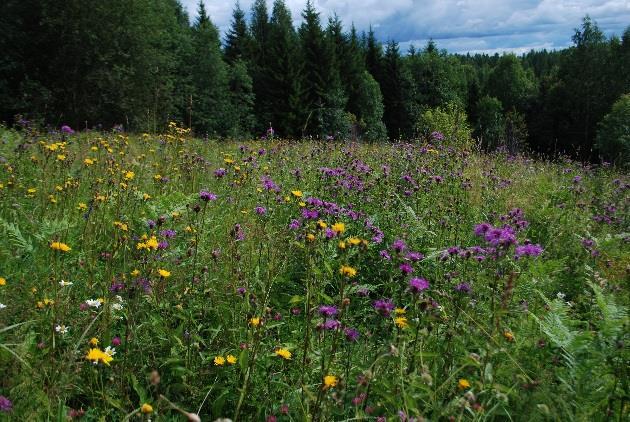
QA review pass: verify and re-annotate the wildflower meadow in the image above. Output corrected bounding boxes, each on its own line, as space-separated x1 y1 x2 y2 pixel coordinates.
0 123 628 421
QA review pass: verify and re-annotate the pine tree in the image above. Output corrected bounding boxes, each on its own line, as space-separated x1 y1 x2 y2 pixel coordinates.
298 0 328 135
249 0 272 133
190 0 230 136
266 0 302 137
224 1 251 64
380 40 416 139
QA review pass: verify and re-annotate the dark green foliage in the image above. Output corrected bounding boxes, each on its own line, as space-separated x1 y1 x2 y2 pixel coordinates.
476 96 505 150
224 1 252 64
190 1 231 136
596 94 630 165
380 41 416 139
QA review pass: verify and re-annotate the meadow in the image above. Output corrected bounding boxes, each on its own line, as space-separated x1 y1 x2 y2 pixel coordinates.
0 123 628 421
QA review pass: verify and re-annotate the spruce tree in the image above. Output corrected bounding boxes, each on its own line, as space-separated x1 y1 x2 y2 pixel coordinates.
224 1 251 64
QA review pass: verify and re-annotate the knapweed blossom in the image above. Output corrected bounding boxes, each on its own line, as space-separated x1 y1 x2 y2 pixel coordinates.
373 299 395 317
409 278 429 294
318 305 338 317
199 191 217 201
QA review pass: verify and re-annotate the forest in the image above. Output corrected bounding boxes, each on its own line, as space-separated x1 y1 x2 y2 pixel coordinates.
2 1 629 162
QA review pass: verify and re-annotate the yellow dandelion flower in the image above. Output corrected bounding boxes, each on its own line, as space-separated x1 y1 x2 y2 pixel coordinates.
306 233 316 242
56 154 66 161
27 188 37 194
458 379 471 390
503 331 515 342
338 241 346 249
395 317 409 329
275 348 292 360
339 265 357 278
0 277 6 286
131 269 140 277
141 403 153 414
50 242 71 252
395 307 406 315
89 337 99 346
317 220 327 229
158 269 171 278
348 237 361 246
332 222 345 233
227 354 237 365
214 356 226 366
323 375 338 389
83 158 95 166
249 317 261 327
123 171 135 180
291 190 302 197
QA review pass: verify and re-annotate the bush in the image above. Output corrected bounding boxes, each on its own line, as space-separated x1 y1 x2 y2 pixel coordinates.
415 102 473 149
596 93 630 166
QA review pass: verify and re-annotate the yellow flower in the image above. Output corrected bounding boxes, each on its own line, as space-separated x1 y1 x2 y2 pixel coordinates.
306 233 316 242
458 379 471 390
158 269 171 278
227 354 237 365
56 154 66 161
83 158 95 166
214 356 226 366
503 331 515 342
249 317 261 327
143 193 151 200
224 158 235 164
317 220 327 229
141 403 153 414
85 348 113 366
131 269 140 277
395 317 409 329
123 171 135 180
339 265 357 278
338 241 346 249
0 277 6 286
331 222 345 233
27 188 37 194
395 307 406 315
50 241 71 252
291 190 303 197
323 375 338 389
348 237 361 246
275 348 292 360
89 337 99 346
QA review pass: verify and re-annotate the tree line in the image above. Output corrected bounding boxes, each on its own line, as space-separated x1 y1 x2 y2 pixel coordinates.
1 0 628 162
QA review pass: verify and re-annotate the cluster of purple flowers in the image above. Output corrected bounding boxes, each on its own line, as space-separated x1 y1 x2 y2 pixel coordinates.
373 298 395 316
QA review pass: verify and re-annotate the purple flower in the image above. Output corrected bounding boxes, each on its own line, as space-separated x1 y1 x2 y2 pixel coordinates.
232 224 245 241
112 336 122 346
514 244 543 259
214 168 227 178
61 125 74 134
255 206 266 215
431 131 444 141
406 251 424 262
379 250 392 260
147 220 156 229
160 229 176 238
409 278 429 294
199 191 217 201
454 282 472 294
302 209 319 219
484 226 516 247
474 223 492 237
261 175 280 192
320 319 341 330
289 219 301 230
237 287 247 296
373 298 395 317
318 305 338 317
392 239 407 253
344 327 360 342
0 396 12 412
399 262 414 275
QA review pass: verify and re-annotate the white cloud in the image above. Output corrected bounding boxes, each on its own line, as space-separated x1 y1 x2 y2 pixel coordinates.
181 0 630 53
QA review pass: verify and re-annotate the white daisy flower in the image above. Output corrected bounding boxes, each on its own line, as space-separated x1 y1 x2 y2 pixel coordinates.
55 324 69 334
59 280 74 287
104 346 116 356
0 303 6 310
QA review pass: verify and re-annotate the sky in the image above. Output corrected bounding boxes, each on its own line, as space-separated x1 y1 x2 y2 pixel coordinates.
181 0 630 54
